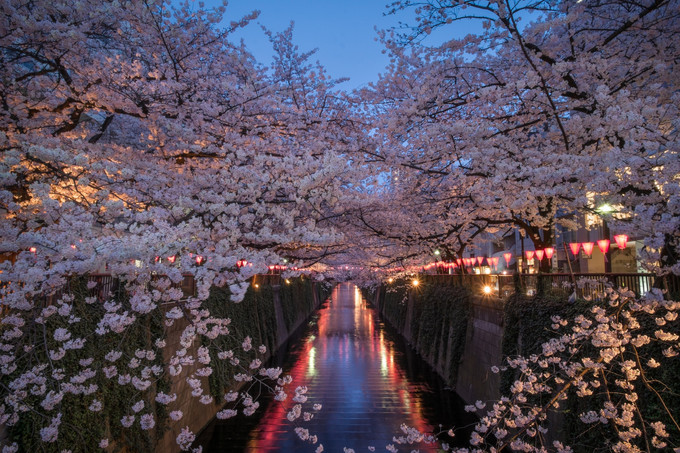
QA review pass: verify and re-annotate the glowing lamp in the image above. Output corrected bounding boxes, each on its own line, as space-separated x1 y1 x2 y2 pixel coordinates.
476 256 485 266
597 239 610 254
195 256 204 265
456 258 463 266
569 243 581 256
614 234 629 249
525 250 534 261
167 255 176 263
503 252 512 265
482 285 493 295
29 247 37 253
581 242 594 256
534 249 545 261
544 247 554 260
412 279 419 287
388 278 394 284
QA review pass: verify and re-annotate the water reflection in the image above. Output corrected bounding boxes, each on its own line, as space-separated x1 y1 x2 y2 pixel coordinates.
196 282 473 452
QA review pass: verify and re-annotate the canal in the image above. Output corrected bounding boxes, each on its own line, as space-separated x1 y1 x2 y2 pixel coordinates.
195 282 474 452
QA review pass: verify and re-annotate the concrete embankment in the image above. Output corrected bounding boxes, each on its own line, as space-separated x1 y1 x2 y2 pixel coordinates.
370 278 503 405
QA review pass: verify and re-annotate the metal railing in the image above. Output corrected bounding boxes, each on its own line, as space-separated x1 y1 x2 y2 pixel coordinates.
422 272 677 301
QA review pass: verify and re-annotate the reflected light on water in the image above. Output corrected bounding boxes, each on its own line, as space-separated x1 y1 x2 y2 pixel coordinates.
197 282 471 452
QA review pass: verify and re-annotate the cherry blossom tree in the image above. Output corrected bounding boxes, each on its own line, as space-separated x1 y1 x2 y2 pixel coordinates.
361 0 679 271
0 0 363 450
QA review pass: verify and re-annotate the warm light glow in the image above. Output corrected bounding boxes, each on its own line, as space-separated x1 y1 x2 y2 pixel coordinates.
525 250 535 261
503 252 512 265
387 278 394 284
29 247 37 253
476 256 485 266
254 284 260 288
195 256 204 264
167 255 176 263
433 250 440 256
569 242 581 256
544 247 554 260
534 249 545 261
581 242 595 256
412 279 419 286
614 234 629 249
482 285 493 295
598 203 615 214
285 279 290 284
597 239 610 254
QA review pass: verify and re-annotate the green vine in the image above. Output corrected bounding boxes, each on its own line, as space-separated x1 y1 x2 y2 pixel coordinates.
5 276 169 453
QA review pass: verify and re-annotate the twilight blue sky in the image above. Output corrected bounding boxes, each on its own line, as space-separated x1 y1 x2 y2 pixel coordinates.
204 1 475 89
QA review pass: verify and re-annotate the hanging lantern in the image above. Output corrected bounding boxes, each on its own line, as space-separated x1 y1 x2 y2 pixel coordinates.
195 256 204 265
456 258 463 266
503 252 513 265
569 243 581 256
535 249 545 261
597 239 610 254
29 247 37 253
544 247 554 260
167 255 176 263
582 242 595 256
525 250 535 261
476 256 485 266
614 234 629 249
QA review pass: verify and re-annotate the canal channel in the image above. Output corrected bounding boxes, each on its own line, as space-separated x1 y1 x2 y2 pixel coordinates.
195 282 475 452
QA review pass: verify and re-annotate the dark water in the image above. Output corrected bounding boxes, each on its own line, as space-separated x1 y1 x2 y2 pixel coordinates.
195 282 475 452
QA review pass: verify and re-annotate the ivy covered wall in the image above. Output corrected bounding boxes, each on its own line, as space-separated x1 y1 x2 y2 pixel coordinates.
374 277 472 387
6 277 170 453
501 292 680 452
5 276 327 453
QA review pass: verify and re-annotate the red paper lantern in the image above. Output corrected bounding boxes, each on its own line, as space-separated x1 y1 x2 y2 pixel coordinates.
456 258 463 266
525 250 535 261
544 247 554 260
476 256 485 266
503 252 512 265
614 234 629 249
569 243 581 256
597 239 610 254
195 256 204 265
535 249 545 261
167 255 176 263
582 242 595 256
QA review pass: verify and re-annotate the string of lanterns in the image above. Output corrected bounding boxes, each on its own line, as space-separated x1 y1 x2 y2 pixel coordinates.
419 234 630 273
